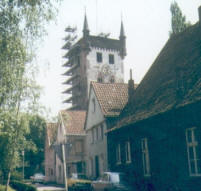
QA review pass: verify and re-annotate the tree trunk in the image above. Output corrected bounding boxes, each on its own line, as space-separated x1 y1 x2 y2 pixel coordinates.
5 171 11 191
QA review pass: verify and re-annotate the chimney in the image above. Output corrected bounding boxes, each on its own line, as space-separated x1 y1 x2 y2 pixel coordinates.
199 6 201 23
128 69 135 103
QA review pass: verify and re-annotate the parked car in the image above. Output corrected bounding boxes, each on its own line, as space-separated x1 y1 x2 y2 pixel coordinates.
68 173 92 191
30 173 45 183
91 172 133 191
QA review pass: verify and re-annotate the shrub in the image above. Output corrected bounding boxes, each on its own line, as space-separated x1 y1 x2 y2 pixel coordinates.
11 171 23 181
10 180 36 191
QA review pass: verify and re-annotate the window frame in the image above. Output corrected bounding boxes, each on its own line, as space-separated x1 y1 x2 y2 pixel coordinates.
186 127 201 176
141 138 151 176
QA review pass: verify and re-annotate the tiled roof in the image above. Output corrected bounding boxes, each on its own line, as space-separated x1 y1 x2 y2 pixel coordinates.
87 35 121 50
66 35 121 56
91 82 130 117
110 22 201 131
46 123 58 145
60 110 86 135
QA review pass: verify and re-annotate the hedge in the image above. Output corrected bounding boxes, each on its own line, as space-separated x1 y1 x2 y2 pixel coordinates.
10 180 36 191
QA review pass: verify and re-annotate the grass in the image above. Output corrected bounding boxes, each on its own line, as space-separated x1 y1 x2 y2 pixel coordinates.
0 185 16 191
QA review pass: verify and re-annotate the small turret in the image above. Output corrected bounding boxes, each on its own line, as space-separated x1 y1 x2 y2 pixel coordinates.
119 20 126 59
83 13 90 38
128 69 135 103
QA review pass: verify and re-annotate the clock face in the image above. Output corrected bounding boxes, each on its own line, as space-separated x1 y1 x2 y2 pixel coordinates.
101 64 112 78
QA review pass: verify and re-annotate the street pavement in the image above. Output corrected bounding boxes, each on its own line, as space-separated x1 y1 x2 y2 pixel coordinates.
35 183 65 191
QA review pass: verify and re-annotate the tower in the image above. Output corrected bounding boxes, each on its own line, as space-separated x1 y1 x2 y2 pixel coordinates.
62 14 126 110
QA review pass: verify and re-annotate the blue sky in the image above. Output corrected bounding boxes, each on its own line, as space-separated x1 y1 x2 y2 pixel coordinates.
36 0 201 118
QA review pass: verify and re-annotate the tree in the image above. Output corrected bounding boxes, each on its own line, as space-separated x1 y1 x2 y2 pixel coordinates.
0 0 62 189
25 115 46 177
170 1 191 36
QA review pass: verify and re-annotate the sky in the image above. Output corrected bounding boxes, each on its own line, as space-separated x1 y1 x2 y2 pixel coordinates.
36 0 201 118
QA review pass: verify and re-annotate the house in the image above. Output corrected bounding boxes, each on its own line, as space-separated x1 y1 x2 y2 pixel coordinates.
62 14 126 110
84 81 131 179
54 110 86 184
45 123 58 183
107 6 201 191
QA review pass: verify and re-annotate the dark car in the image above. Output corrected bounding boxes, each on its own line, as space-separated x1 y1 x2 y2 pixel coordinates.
91 172 133 191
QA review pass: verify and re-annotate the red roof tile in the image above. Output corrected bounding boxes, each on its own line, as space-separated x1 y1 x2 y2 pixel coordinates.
60 110 86 135
91 82 131 117
46 123 58 145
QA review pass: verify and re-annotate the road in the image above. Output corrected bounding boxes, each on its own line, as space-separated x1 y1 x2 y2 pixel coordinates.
35 183 65 191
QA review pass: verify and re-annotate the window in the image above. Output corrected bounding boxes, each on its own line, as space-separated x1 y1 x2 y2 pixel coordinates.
59 165 62 179
96 127 99 141
125 141 131 163
75 140 82 153
109 54 114 64
77 56 80 66
186 127 201 176
116 143 121 164
51 169 54 175
100 124 104 140
141 138 150 176
90 158 94 176
92 129 95 144
97 52 102 63
92 98 96 113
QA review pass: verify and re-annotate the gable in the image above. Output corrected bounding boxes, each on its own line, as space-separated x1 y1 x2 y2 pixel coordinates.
85 86 105 130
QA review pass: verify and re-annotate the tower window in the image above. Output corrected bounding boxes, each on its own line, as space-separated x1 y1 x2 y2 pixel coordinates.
97 52 102 63
109 54 114 64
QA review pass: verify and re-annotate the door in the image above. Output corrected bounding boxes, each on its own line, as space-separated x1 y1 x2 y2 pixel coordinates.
95 155 100 178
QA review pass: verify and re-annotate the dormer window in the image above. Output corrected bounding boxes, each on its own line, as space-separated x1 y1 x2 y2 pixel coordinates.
97 52 102 63
109 54 114 64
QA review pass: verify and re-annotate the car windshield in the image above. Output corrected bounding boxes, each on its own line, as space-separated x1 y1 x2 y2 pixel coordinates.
35 173 44 177
71 173 87 179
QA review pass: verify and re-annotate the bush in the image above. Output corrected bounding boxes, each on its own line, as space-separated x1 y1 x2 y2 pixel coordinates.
10 180 36 191
0 184 16 191
11 171 23 181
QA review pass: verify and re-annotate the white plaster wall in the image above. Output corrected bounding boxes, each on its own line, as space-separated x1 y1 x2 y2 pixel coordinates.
85 88 105 130
55 154 64 184
86 47 124 94
85 87 108 178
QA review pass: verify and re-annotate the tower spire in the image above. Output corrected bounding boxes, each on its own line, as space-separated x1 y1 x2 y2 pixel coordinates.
120 19 125 38
119 19 126 59
83 12 90 37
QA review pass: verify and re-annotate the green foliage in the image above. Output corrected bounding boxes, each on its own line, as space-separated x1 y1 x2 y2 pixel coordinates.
10 180 36 191
10 171 23 181
25 115 46 177
0 0 62 188
0 185 16 191
170 1 191 36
